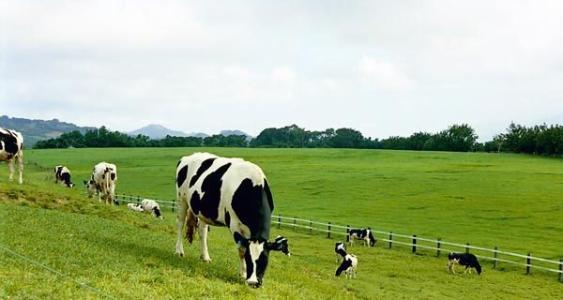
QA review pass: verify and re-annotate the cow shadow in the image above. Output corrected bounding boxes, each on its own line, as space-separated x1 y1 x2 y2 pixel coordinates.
85 234 241 284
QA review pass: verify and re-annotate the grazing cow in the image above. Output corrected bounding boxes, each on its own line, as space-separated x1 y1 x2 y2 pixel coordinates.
84 162 117 205
348 228 376 247
335 247 358 278
335 242 346 263
269 236 290 256
0 127 24 184
448 252 482 275
175 152 275 288
127 202 145 212
54 165 74 188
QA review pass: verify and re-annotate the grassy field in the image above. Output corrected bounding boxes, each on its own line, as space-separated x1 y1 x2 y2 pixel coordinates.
1 147 562 298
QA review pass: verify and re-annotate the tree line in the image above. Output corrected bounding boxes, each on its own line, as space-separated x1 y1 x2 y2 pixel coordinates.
33 123 562 156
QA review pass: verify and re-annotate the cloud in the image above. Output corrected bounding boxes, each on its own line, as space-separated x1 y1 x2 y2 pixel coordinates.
358 56 413 91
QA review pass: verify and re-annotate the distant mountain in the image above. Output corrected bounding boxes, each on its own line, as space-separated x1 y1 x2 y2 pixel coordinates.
0 115 95 147
128 124 210 139
220 130 249 137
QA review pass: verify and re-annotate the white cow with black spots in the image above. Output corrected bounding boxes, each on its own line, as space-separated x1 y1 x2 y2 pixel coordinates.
0 127 24 184
175 152 276 288
84 162 117 205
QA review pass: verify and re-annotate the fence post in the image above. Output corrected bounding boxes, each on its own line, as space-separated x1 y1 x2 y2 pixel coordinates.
526 252 531 275
136 195 140 205
346 225 350 243
172 202 175 212
388 232 393 249
293 217 296 230
309 220 312 235
493 246 498 269
436 238 441 257
466 243 470 254
327 222 331 239
559 259 562 282
278 215 281 229
412 235 417 253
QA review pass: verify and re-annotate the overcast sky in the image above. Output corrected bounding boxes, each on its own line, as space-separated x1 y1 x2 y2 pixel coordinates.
1 1 562 141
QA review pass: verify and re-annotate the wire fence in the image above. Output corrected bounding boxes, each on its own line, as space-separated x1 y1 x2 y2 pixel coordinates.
115 194 563 282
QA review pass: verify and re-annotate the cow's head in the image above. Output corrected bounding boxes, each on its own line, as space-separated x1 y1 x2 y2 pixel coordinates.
239 239 271 288
83 179 97 197
367 228 376 247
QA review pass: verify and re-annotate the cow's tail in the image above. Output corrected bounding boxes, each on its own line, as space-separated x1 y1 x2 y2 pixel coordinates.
263 179 274 213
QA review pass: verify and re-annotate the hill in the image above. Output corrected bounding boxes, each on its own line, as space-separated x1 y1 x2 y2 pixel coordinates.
1 155 562 298
129 124 209 139
0 115 95 147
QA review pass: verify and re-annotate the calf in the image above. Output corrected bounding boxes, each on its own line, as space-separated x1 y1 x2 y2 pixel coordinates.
54 165 74 187
175 152 275 288
141 199 163 219
448 252 482 275
0 127 24 184
84 162 117 205
348 228 376 247
268 236 290 256
335 247 358 279
127 203 145 212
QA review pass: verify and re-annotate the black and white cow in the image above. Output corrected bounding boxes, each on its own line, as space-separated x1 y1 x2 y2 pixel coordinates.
348 228 376 247
54 165 74 188
0 127 24 184
84 162 117 205
448 252 482 275
335 242 346 263
335 247 358 278
269 235 291 256
175 152 275 288
127 199 163 219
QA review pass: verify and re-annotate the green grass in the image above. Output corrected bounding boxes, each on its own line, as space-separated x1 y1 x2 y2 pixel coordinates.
1 148 562 298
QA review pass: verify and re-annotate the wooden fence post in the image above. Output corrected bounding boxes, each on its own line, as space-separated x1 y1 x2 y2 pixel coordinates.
493 246 498 269
436 238 441 257
309 220 312 235
526 252 531 275
465 243 470 254
136 195 140 204
346 225 350 243
559 259 562 282
172 202 175 212
388 232 393 249
278 215 281 229
327 222 331 239
412 235 417 253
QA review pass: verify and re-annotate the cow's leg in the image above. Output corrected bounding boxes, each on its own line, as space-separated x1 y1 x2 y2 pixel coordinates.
238 246 247 279
8 159 14 182
17 152 23 184
175 200 188 257
198 223 211 262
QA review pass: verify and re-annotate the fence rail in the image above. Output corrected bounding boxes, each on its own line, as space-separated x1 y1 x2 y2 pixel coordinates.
115 194 563 282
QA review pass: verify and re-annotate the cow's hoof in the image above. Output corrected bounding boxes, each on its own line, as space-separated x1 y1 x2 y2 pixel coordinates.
200 256 212 263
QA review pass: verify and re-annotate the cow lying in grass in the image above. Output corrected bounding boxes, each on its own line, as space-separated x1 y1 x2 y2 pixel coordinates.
127 199 163 219
448 252 482 275
335 246 358 279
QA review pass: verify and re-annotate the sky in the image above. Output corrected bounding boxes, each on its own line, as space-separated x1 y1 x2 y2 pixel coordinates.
1 1 562 141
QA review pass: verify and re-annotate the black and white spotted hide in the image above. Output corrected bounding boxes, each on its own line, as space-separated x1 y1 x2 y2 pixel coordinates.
175 152 275 288
348 228 376 247
268 236 290 256
335 254 358 278
335 242 346 263
54 165 74 188
84 162 117 204
0 128 24 184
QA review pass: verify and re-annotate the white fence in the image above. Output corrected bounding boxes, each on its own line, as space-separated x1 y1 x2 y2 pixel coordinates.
115 194 563 282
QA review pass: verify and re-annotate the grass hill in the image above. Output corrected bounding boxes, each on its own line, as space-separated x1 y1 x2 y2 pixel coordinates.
1 148 562 298
0 115 95 147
